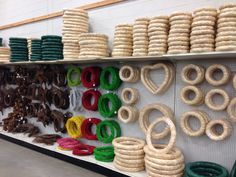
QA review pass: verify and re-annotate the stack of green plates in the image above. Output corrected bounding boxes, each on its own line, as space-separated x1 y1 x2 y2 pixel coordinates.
0 38 2 46
9 37 28 62
41 35 63 61
30 39 42 61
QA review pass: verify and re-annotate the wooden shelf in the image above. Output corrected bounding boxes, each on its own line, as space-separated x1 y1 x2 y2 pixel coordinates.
1 51 236 65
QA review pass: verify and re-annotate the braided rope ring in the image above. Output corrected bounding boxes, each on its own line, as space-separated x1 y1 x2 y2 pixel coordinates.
205 64 230 86
206 119 232 141
121 87 139 105
233 74 236 91
114 151 144 160
227 97 236 123
141 63 174 94
181 64 205 85
180 111 209 137
205 89 230 111
119 65 140 83
139 103 174 139
113 160 145 172
145 160 184 175
114 157 144 168
145 152 184 166
144 145 181 160
180 86 204 106
118 106 139 123
146 117 176 154
112 137 145 150
114 147 144 156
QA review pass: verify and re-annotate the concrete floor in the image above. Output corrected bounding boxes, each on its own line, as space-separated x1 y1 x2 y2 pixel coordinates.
0 139 105 177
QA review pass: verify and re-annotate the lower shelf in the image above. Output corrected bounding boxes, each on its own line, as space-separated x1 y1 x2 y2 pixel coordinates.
0 129 146 177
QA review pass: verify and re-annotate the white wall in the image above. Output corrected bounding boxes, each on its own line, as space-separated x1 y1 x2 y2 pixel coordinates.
0 0 98 44
1 0 236 45
1 0 236 172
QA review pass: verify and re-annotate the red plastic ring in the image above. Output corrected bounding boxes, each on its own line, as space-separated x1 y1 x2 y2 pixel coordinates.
82 89 101 111
81 67 102 88
81 118 101 140
72 144 96 156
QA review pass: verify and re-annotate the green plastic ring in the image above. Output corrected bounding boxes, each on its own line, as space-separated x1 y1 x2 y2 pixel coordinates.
94 146 114 157
100 121 121 143
191 167 221 176
230 160 236 177
67 67 81 87
185 161 229 177
98 93 122 118
94 154 114 162
94 146 115 162
96 120 121 143
100 66 122 91
100 121 115 143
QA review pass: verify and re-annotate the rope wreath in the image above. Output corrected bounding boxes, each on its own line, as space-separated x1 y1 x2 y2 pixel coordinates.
205 64 230 86
146 117 176 154
66 116 85 139
180 85 204 106
227 97 236 123
181 64 205 85
94 146 115 162
184 161 229 177
67 66 81 87
81 66 102 88
139 103 174 139
180 111 209 137
206 119 232 141
119 65 140 83
233 74 236 91
96 120 121 143
141 62 175 95
145 116 185 176
98 93 122 118
69 88 83 111
112 137 145 172
118 106 139 123
121 87 139 105
100 66 122 90
82 89 101 111
81 118 101 140
205 89 230 111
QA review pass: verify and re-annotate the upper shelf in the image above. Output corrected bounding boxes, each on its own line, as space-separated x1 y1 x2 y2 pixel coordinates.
0 51 236 65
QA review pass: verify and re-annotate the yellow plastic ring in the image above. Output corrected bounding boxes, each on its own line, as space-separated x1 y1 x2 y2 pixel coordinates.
66 115 85 139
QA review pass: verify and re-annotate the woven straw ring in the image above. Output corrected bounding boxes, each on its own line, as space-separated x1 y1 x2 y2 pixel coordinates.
118 106 139 123
144 144 182 160
119 65 140 83
121 87 139 105
141 63 174 95
227 97 236 123
181 64 205 85
180 111 209 137
139 103 175 139
205 64 230 86
233 74 236 91
180 85 204 106
206 119 232 141
112 136 145 150
205 89 230 111
146 117 176 154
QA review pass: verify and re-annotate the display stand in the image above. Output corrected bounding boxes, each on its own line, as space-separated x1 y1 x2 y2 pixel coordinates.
0 51 235 65
0 128 145 177
1 52 236 176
